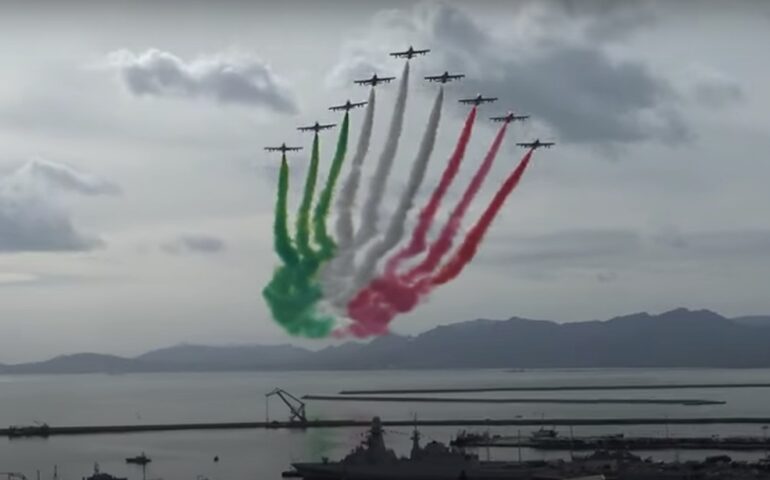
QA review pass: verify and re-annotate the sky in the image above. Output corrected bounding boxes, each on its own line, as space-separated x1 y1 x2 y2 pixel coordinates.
1 0 769 362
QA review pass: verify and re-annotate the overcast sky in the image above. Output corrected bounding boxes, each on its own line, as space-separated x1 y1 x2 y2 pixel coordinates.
1 1 769 362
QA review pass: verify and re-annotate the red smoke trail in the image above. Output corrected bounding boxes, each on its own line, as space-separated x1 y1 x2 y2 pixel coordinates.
431 148 534 286
343 133 532 339
383 107 477 277
402 121 509 284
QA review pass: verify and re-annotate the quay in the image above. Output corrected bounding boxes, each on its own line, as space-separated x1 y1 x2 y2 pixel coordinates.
4 416 770 438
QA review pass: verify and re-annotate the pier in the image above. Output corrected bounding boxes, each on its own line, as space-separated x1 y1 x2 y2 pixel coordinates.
302 395 725 406
4 417 770 438
339 382 770 395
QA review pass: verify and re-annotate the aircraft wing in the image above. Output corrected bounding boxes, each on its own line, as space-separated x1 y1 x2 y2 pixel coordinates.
481 97 498 104
458 98 475 104
380 76 395 83
264 147 280 151
413 49 430 55
329 105 345 111
319 124 336 130
351 101 367 108
448 74 464 80
516 142 536 148
354 79 373 86
424 75 442 81
286 147 303 151
297 126 313 132
541 142 555 148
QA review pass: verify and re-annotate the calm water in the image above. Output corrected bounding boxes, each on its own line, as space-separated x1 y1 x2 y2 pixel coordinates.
1 368 770 479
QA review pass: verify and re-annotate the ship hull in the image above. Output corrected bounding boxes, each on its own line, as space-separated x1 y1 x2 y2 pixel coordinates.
292 461 536 480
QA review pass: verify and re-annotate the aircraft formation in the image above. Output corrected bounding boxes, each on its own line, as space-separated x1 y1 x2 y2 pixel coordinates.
265 46 554 157
263 46 556 340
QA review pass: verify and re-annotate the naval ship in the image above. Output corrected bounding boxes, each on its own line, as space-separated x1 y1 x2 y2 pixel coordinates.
287 417 583 480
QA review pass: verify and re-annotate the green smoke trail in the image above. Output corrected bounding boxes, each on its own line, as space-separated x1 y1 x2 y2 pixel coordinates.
295 134 321 261
273 155 298 267
312 112 350 260
262 152 333 338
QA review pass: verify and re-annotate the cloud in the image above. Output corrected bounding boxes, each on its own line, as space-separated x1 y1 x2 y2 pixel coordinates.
481 227 770 278
161 234 226 255
12 159 121 196
106 49 298 113
328 3 691 146
0 160 118 253
687 67 744 108
486 229 642 266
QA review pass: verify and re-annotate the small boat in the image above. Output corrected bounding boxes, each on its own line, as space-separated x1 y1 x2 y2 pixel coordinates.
125 452 152 465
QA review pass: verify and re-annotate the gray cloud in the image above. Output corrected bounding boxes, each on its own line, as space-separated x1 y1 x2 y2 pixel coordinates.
0 160 118 253
161 234 226 255
655 228 770 257
107 49 298 113
486 229 642 265
690 72 744 108
481 227 770 275
13 159 121 196
328 3 708 146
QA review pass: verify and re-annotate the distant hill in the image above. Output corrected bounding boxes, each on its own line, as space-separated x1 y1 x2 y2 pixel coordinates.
733 316 770 327
0 353 149 374
2 308 770 374
135 344 311 370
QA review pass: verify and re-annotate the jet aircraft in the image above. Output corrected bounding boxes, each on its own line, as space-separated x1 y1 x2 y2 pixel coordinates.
424 71 465 84
354 73 396 87
297 122 336 133
389 46 430 59
329 100 368 112
459 94 498 106
265 143 303 154
516 139 555 150
490 111 530 123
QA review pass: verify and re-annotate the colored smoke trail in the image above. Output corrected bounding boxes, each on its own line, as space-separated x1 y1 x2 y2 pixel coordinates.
352 62 410 249
262 154 334 338
295 134 321 261
344 144 531 339
312 112 350 260
320 89 376 302
271 154 298 267
332 88 376 259
384 106 477 277
432 149 534 285
344 86 444 307
404 121 509 284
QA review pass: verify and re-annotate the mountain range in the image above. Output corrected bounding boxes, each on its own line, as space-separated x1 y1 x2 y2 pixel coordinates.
2 308 770 374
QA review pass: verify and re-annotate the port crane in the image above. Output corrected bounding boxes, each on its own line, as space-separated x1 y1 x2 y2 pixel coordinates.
265 388 307 423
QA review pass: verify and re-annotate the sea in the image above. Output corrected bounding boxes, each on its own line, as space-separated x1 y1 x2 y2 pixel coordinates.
1 368 770 479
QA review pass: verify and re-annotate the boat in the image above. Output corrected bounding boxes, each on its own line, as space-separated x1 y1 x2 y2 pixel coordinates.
289 417 581 480
125 452 152 465
530 426 558 440
83 463 127 480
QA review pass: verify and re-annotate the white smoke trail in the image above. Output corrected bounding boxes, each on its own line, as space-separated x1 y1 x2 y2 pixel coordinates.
322 88 376 289
341 86 444 305
323 63 410 309
352 62 410 249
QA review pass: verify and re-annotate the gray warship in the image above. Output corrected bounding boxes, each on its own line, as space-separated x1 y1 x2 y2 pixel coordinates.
289 417 574 480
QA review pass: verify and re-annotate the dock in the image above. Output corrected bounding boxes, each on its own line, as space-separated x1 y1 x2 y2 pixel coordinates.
339 382 770 395
5 417 770 438
302 395 725 406
454 435 770 452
